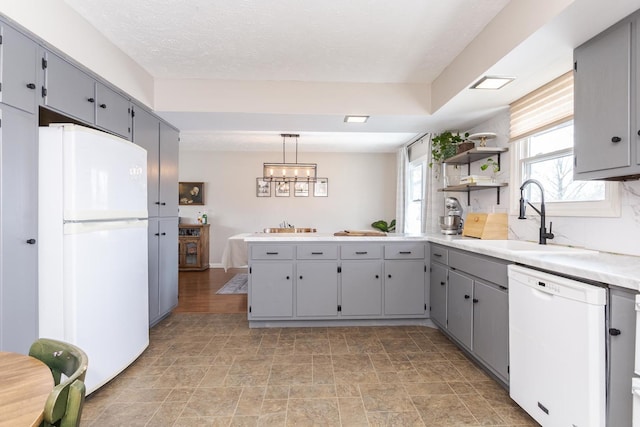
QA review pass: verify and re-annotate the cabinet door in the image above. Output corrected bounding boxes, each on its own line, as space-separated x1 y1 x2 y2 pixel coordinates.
0 105 38 352
341 261 382 316
132 107 160 217
429 263 448 328
158 218 178 316
383 260 425 316
44 51 96 124
607 288 636 427
447 270 473 349
159 122 179 217
574 22 631 175
180 238 201 269
249 262 293 318
473 280 509 381
147 218 160 325
95 83 131 140
296 262 338 317
1 24 38 113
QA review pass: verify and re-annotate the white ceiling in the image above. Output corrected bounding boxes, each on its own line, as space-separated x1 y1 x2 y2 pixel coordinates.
63 0 640 152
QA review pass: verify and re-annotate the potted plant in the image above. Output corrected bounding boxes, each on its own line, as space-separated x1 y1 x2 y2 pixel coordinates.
371 219 396 233
429 131 470 167
480 157 500 182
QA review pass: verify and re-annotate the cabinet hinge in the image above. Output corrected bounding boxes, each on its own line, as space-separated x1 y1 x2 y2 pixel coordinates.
574 156 577 167
0 35 3 44
0 82 2 92
337 305 342 312
424 303 427 311
507 365 510 374
131 109 136 117
574 61 577 72
41 57 48 70
41 86 47 98
337 266 342 273
249 267 252 274
249 306 252 313
424 265 427 272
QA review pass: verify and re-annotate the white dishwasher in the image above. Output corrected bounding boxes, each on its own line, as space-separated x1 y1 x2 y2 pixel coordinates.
508 265 606 427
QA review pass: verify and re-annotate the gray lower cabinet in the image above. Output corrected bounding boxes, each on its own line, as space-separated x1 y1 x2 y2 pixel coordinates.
473 280 509 381
447 270 473 349
341 261 382 316
430 244 511 385
1 23 38 114
607 288 637 427
429 262 447 328
384 260 426 316
148 217 179 326
249 262 293 318
296 262 338 317
0 104 38 352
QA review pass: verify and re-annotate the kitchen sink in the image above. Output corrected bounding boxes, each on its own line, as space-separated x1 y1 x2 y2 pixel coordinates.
458 239 597 254
263 227 317 233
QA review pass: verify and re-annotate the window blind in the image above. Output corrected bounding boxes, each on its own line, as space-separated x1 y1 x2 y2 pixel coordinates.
509 71 573 141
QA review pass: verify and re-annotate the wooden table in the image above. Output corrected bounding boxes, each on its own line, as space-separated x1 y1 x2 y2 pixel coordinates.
0 351 53 427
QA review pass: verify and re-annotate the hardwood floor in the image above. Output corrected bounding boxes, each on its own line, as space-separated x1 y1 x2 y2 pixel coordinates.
174 267 248 314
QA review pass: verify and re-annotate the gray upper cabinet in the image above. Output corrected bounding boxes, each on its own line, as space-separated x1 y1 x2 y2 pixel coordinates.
132 107 161 216
574 13 640 180
43 51 96 124
159 122 179 217
0 24 38 114
0 104 38 353
95 83 131 140
43 50 133 140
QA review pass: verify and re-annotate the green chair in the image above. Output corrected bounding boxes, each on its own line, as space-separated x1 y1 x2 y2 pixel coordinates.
29 338 89 427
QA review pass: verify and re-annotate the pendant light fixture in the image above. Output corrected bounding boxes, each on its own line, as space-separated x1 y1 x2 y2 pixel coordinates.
262 134 317 182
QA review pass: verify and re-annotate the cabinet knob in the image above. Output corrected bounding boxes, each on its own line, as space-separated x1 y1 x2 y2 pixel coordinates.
87 97 95 103
26 238 36 244
99 103 107 109
160 202 166 206
609 328 621 336
26 83 36 89
473 298 479 303
387 274 392 278
161 232 166 236
440 281 445 286
375 275 379 279
155 233 160 236
611 136 622 143
464 294 470 299
286 276 290 280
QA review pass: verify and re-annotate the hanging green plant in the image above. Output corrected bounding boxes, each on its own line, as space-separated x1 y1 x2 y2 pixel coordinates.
429 131 470 167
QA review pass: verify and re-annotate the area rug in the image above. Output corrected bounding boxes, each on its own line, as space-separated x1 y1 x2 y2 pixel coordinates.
216 273 248 294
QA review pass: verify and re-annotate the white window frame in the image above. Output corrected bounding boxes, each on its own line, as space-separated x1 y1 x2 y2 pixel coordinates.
405 158 426 233
509 121 620 217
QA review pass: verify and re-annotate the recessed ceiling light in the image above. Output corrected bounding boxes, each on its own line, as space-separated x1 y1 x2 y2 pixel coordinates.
470 76 515 90
344 115 369 123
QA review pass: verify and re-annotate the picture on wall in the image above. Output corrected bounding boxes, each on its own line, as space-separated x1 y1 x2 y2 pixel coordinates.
179 182 205 205
256 179 271 197
275 181 290 197
314 178 328 197
294 182 309 197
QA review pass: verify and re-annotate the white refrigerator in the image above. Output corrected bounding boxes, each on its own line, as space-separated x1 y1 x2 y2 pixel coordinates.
38 124 149 394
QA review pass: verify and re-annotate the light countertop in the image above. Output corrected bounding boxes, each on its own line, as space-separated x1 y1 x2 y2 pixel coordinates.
244 232 640 291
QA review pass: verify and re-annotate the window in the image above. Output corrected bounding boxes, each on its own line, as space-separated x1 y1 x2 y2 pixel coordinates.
405 161 424 233
509 73 619 217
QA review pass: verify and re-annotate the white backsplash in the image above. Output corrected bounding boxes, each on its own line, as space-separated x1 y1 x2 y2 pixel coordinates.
448 109 640 257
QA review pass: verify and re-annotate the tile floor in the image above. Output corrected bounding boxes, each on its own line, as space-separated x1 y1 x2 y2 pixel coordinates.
81 313 538 426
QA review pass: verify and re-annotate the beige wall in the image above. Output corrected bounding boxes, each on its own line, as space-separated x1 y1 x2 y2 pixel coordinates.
178 150 397 265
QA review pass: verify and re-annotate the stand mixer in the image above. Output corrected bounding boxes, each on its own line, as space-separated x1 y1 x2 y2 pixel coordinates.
440 197 464 235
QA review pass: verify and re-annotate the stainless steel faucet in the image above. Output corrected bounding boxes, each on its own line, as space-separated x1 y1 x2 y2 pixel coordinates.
518 179 555 245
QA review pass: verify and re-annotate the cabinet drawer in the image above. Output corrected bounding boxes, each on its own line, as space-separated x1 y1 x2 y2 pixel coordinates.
431 245 448 264
384 243 425 259
341 245 382 259
449 249 509 287
251 245 294 260
297 244 338 260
